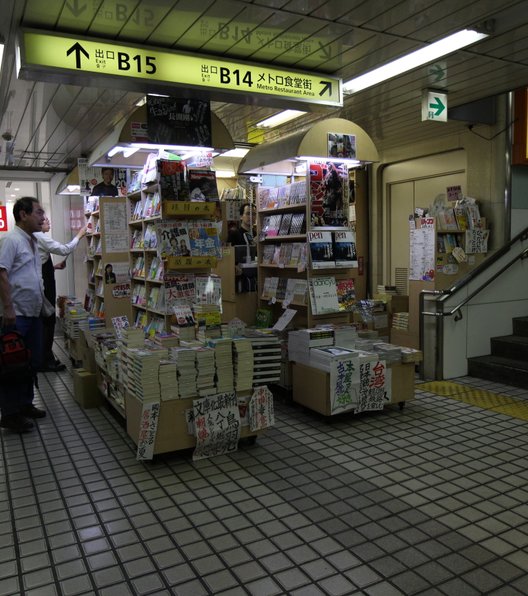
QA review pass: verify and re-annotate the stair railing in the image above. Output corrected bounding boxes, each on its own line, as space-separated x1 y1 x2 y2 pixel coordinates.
418 227 528 379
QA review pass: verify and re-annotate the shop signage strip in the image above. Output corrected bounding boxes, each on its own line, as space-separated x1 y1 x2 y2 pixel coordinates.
18 30 342 107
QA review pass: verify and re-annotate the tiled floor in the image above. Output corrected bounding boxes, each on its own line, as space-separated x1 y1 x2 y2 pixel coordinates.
2 346 528 595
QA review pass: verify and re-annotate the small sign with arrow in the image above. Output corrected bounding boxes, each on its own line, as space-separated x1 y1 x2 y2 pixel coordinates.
422 90 447 122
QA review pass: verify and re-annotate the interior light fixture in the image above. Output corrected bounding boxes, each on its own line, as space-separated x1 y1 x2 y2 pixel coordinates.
256 110 307 128
123 147 139 158
129 143 214 153
215 170 236 178
342 28 489 94
297 156 362 167
135 96 147 107
108 145 126 157
221 147 250 158
0 41 4 71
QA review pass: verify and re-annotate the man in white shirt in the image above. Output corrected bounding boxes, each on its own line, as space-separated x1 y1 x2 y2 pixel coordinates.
0 197 46 433
35 217 86 372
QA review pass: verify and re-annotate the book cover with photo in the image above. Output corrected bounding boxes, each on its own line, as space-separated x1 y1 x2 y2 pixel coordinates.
187 220 222 258
188 169 219 202
308 230 335 269
195 275 222 309
336 278 356 311
333 230 358 267
309 161 349 227
156 220 191 257
158 159 190 201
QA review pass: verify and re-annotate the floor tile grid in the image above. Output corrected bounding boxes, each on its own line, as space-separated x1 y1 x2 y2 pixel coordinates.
3 342 528 593
258 394 528 592
0 372 172 595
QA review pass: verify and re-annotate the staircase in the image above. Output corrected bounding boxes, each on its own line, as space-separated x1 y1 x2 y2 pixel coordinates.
468 317 528 388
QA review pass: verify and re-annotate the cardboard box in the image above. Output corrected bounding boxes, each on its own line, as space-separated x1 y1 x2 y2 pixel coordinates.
73 369 104 408
78 329 97 373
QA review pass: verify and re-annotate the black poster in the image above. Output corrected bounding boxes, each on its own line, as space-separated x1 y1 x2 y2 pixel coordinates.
146 96 212 147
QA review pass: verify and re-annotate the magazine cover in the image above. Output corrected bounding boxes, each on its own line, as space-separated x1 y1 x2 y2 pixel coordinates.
188 169 219 202
308 230 335 269
309 161 349 227
164 274 196 309
333 230 358 267
156 221 191 258
158 159 190 201
195 275 222 308
188 220 222 258
336 278 356 311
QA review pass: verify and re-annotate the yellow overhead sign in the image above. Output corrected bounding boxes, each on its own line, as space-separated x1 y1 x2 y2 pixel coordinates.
18 30 342 108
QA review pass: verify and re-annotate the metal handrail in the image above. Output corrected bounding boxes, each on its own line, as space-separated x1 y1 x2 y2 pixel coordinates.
417 225 528 380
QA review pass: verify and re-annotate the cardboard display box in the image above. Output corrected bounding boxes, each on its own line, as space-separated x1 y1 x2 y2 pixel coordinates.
292 360 415 416
73 368 104 408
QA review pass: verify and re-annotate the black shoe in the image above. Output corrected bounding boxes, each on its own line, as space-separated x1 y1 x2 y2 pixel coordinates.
0 414 34 433
20 405 46 419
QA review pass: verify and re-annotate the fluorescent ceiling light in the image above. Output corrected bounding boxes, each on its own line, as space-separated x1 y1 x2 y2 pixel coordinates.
123 147 139 158
343 28 488 94
0 42 4 70
256 110 306 128
108 145 126 157
222 148 250 158
215 170 236 178
135 96 147 107
297 156 362 167
129 143 214 152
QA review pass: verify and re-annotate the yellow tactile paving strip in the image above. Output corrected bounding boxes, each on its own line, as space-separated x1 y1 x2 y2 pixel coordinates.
418 381 528 421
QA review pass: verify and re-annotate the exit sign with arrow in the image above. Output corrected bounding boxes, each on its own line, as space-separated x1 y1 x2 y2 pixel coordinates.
18 29 342 109
422 90 447 122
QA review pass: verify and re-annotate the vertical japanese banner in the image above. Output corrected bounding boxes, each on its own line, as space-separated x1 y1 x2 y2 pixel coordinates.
330 356 360 414
136 401 161 461
249 386 275 432
193 392 240 460
355 360 392 414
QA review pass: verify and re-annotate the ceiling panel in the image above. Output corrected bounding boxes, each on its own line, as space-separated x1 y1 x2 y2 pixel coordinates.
0 0 528 173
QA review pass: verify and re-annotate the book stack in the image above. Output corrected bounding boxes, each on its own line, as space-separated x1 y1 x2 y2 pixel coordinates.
120 327 145 349
232 338 254 393
193 346 216 396
158 359 179 400
401 347 423 363
288 328 335 365
171 304 196 341
309 346 357 373
391 312 409 330
170 347 198 398
151 332 180 349
333 325 359 348
206 338 235 393
126 347 169 402
64 306 89 339
372 342 402 364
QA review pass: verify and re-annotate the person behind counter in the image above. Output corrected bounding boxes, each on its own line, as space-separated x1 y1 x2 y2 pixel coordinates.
227 202 256 246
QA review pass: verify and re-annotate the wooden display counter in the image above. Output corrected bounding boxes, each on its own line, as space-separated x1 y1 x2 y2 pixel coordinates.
125 393 260 455
292 361 415 416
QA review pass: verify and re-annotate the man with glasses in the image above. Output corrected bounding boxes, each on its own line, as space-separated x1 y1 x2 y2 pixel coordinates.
0 197 47 432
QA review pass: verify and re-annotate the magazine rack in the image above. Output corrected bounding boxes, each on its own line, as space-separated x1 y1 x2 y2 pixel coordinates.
238 118 378 329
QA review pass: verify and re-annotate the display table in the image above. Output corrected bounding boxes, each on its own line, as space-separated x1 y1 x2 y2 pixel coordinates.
292 361 415 416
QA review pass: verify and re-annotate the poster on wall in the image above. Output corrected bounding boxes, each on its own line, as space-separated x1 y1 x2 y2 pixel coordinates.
409 226 435 281
327 133 356 158
309 160 349 227
147 96 212 147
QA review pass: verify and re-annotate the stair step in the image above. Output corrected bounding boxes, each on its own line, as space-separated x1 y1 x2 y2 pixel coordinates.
490 335 528 360
468 354 528 389
512 316 528 337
